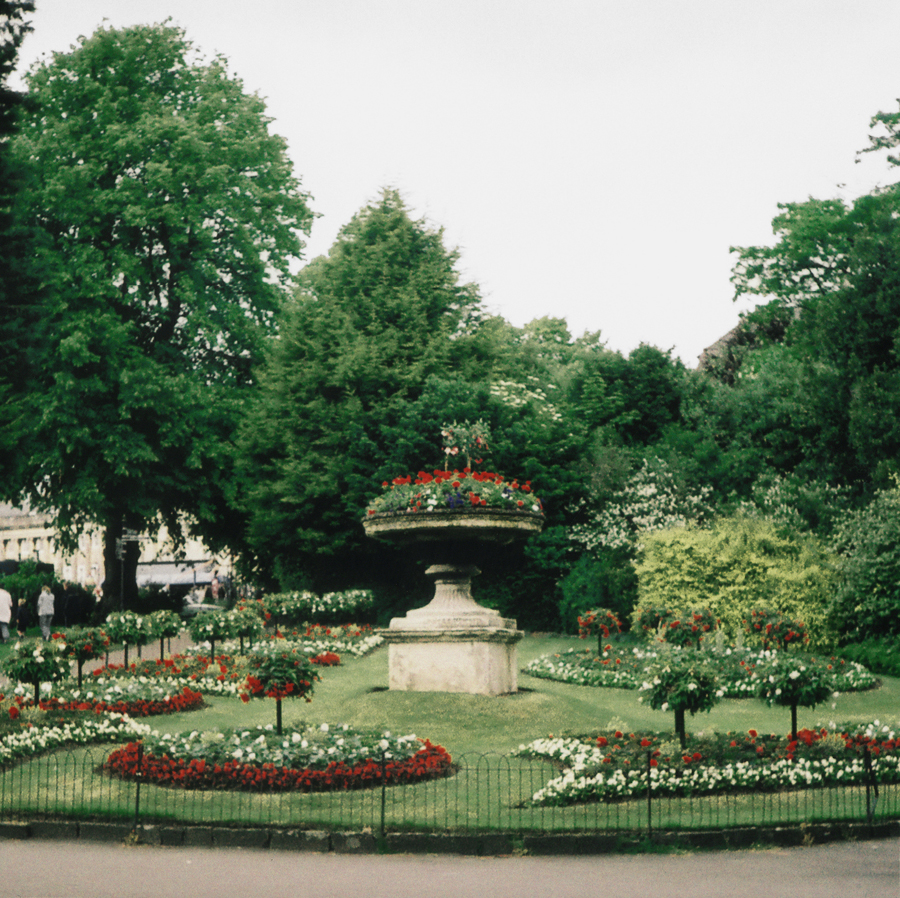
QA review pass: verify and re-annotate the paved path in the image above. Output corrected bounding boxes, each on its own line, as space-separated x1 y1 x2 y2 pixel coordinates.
0 837 896 898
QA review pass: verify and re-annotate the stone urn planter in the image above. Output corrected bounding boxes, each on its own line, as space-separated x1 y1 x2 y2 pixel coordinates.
363 508 543 695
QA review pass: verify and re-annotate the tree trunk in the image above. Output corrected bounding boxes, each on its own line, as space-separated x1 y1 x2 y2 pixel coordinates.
100 516 141 616
674 708 686 749
791 704 798 742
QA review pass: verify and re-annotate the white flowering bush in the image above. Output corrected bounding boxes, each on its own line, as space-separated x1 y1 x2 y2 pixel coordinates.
756 654 836 739
637 649 723 748
570 458 712 552
1 638 71 704
264 589 376 625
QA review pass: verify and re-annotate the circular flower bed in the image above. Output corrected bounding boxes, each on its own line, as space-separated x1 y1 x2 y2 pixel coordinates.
104 723 453 792
523 645 878 696
12 680 206 717
516 721 900 805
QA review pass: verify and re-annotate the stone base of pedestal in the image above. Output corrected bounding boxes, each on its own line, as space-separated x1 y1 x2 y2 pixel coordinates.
382 627 523 696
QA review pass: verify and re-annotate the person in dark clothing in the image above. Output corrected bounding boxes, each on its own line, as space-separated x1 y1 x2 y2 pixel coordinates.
16 598 31 637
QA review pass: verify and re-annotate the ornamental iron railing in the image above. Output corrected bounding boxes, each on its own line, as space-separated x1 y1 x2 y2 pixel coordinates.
1 747 897 838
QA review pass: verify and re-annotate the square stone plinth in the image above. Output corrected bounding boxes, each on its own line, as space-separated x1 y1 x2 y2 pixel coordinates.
385 628 522 695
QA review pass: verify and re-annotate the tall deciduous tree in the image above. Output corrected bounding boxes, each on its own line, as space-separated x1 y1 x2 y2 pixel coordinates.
7 23 313 609
728 103 900 488
0 1 36 489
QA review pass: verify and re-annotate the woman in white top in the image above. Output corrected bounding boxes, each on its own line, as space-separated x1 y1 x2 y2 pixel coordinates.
37 585 54 640
0 587 12 642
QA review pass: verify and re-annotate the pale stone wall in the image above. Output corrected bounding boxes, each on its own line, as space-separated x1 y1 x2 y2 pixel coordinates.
0 503 227 587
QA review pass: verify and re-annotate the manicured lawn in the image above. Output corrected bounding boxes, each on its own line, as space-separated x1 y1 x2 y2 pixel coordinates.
146 635 900 756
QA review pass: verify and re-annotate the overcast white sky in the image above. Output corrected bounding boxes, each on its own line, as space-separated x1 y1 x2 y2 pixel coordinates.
12 1 900 364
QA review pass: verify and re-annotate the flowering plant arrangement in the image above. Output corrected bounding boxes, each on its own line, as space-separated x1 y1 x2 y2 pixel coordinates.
524 644 877 697
228 603 267 648
440 419 492 468
577 607 624 654
515 721 900 806
32 684 204 718
637 649 724 747
187 610 236 659
261 590 375 626
744 608 809 650
240 645 318 734
0 712 151 767
103 611 152 648
55 627 109 687
755 653 836 739
367 467 543 516
104 722 453 792
1 637 71 704
633 606 719 649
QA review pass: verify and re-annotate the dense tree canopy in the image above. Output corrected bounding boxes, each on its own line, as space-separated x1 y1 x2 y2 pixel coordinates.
0 0 36 488
5 23 313 608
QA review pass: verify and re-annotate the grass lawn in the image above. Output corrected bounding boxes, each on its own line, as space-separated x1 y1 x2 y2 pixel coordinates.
2 633 898 833
145 634 900 756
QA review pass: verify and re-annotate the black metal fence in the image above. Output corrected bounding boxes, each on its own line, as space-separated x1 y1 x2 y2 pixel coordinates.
1 746 896 837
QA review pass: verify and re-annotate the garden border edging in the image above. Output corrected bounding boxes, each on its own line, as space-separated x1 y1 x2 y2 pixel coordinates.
1 819 897 854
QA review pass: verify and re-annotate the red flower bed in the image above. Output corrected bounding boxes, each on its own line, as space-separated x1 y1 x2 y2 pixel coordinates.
104 740 453 792
310 652 341 666
34 687 204 718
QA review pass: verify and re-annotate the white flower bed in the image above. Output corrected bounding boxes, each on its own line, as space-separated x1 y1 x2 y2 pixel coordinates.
143 722 422 769
0 714 151 765
516 722 900 805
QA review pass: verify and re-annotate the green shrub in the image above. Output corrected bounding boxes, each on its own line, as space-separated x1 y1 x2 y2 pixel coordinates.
633 516 837 646
557 549 637 633
835 638 900 678
830 486 900 640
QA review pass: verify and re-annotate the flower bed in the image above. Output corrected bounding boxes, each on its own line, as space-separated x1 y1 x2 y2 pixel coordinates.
104 723 453 792
0 713 152 767
11 679 206 717
188 626 384 661
523 646 878 696
515 722 900 805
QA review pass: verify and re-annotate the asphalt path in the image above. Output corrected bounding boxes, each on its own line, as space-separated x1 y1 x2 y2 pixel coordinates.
0 837 897 898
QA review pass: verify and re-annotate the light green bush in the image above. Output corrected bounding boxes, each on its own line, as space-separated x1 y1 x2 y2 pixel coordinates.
633 516 837 646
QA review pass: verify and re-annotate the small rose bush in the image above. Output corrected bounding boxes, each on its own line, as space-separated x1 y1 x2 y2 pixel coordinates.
744 608 809 650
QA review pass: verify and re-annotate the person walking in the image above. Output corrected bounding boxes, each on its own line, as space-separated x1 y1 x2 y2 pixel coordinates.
15 598 31 637
0 585 13 642
37 584 54 640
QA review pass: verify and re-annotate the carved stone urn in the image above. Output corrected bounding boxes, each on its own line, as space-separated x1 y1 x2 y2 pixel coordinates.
362 508 543 695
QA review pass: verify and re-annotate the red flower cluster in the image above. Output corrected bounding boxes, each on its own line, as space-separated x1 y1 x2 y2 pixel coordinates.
104 740 453 792
34 687 204 718
310 652 341 666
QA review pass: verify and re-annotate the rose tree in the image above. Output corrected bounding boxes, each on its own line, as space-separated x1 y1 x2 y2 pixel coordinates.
577 607 624 655
147 610 182 661
240 647 318 735
756 654 835 740
57 627 109 687
1 638 71 704
638 650 723 748
188 610 236 661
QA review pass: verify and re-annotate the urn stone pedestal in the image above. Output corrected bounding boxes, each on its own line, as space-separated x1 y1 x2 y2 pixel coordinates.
362 509 543 696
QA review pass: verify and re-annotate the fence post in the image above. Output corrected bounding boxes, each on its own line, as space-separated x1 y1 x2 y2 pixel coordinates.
863 743 879 826
133 740 143 832
380 751 387 839
646 750 653 839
